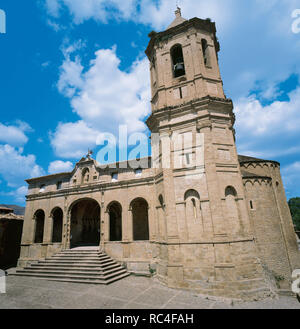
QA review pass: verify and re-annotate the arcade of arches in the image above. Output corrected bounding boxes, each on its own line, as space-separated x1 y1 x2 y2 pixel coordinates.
31 197 151 248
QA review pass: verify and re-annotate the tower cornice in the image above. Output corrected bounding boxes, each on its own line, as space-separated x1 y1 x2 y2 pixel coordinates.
146 17 219 59
146 95 234 132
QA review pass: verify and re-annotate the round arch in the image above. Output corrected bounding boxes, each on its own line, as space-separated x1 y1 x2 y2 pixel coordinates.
69 198 100 248
184 189 200 201
33 209 45 244
107 201 122 242
50 207 63 243
130 197 149 241
225 186 237 197
170 43 185 78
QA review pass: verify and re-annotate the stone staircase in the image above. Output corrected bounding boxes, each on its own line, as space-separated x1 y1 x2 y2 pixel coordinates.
10 247 130 284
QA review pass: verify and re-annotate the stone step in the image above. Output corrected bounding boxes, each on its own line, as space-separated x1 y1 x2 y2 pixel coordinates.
25 265 124 274
46 272 130 285
30 262 120 270
16 268 127 279
56 251 105 256
39 258 115 265
50 256 110 261
11 249 129 285
37 262 116 269
30 262 121 269
55 253 103 257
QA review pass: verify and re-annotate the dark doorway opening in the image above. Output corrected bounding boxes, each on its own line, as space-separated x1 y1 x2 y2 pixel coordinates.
70 199 100 248
108 202 122 241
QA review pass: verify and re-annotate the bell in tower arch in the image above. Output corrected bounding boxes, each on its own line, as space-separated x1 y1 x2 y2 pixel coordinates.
171 44 185 78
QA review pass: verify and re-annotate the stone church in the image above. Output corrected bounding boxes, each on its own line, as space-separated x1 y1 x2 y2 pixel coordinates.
17 9 300 298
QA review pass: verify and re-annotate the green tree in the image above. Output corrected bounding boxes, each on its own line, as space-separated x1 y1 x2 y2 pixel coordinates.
288 197 300 231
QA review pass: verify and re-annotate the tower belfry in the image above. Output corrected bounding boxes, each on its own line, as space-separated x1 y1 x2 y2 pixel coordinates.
146 8 225 114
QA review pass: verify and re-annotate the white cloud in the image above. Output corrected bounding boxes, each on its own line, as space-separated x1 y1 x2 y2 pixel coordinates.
45 0 136 24
52 44 150 158
0 121 33 147
0 144 45 188
15 186 28 204
235 87 300 158
45 0 61 17
41 61 51 68
48 160 73 174
282 162 300 197
50 120 100 158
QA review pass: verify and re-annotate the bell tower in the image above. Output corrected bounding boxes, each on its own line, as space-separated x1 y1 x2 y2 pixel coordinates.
146 7 225 112
146 9 273 298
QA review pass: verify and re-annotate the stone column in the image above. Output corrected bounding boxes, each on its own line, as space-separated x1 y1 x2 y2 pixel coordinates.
65 211 71 249
100 204 105 251
103 210 109 243
127 207 133 241
44 214 53 244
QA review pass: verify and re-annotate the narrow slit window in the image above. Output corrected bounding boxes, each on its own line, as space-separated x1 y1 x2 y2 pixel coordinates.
250 200 254 209
192 198 197 219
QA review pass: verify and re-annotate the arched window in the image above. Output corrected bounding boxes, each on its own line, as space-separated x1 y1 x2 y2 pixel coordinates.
52 208 63 243
184 189 201 221
108 202 122 241
201 39 210 67
131 198 149 241
171 44 185 78
81 168 90 184
34 210 45 243
225 186 237 198
225 186 240 232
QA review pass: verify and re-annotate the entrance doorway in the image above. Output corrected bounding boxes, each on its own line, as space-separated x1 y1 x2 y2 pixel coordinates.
70 199 100 248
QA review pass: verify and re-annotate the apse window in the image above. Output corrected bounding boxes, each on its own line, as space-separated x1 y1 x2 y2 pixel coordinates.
111 173 118 182
39 184 46 193
56 181 62 190
171 44 185 78
135 169 142 177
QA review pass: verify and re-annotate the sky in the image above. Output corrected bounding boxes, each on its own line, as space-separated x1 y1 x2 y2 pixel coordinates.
0 0 300 205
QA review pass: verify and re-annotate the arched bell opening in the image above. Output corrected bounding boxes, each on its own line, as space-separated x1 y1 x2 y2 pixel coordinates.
171 44 186 78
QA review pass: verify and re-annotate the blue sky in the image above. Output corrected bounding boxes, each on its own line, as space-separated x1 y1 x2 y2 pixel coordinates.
0 0 300 205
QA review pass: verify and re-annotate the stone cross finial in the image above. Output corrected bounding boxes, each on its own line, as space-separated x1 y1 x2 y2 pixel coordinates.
86 149 93 159
175 6 181 18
